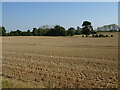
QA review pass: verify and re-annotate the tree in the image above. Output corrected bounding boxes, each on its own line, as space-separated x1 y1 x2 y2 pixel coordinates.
9 30 22 36
46 25 67 36
32 28 38 36
82 27 90 37
67 27 75 36
37 29 42 36
2 26 6 36
82 21 93 37
27 30 32 36
37 25 51 36
0 27 2 36
119 29 120 32
9 31 18 36
54 25 67 36
75 26 82 35
97 24 119 32
16 30 22 36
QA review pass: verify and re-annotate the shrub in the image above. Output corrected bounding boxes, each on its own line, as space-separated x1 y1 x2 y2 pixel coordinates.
111 35 113 37
98 34 107 37
105 35 108 37
99 34 103 37
82 35 84 37
95 34 98 37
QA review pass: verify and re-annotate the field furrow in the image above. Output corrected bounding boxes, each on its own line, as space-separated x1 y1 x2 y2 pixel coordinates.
2 33 118 88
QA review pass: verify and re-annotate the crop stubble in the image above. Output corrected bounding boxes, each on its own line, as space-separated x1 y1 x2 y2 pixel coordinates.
2 32 118 88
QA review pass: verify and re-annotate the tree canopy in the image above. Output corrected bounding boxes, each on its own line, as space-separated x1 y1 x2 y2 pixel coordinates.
1 22 119 37
81 21 93 36
67 27 75 36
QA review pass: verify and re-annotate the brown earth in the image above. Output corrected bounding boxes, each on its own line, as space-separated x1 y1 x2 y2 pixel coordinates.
2 32 119 88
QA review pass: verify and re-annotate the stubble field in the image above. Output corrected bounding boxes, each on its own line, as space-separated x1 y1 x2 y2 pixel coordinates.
2 32 118 88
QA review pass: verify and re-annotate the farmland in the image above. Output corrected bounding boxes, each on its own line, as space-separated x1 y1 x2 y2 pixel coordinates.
2 32 118 88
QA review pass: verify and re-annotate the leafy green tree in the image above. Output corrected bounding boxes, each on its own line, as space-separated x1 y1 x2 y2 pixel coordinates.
2 26 6 36
32 28 38 36
37 25 53 36
21 31 27 36
82 21 93 37
67 27 75 36
97 24 119 32
27 30 32 36
10 31 17 36
46 25 67 36
119 29 120 32
37 29 42 36
75 26 81 35
9 30 21 36
16 30 22 36
54 25 67 36
37 26 50 36
0 27 2 36
82 27 90 37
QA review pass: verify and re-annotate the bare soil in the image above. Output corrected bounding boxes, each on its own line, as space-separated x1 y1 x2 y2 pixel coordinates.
2 32 118 88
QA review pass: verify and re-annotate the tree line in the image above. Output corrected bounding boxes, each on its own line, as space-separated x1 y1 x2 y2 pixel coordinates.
0 25 82 36
97 24 119 32
0 21 119 37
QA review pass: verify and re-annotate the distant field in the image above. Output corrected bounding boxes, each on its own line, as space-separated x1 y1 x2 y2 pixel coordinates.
2 32 118 88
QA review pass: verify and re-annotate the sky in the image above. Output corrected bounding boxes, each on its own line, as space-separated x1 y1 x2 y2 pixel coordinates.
118 1 120 27
0 2 2 26
2 2 118 32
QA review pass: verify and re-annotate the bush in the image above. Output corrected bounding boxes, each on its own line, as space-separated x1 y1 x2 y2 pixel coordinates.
92 34 110 38
99 34 103 37
92 34 95 37
105 35 108 37
95 34 98 37
111 35 113 37
82 35 84 37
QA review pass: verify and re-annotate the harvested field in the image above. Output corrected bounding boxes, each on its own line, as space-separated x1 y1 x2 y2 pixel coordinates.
2 32 118 88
